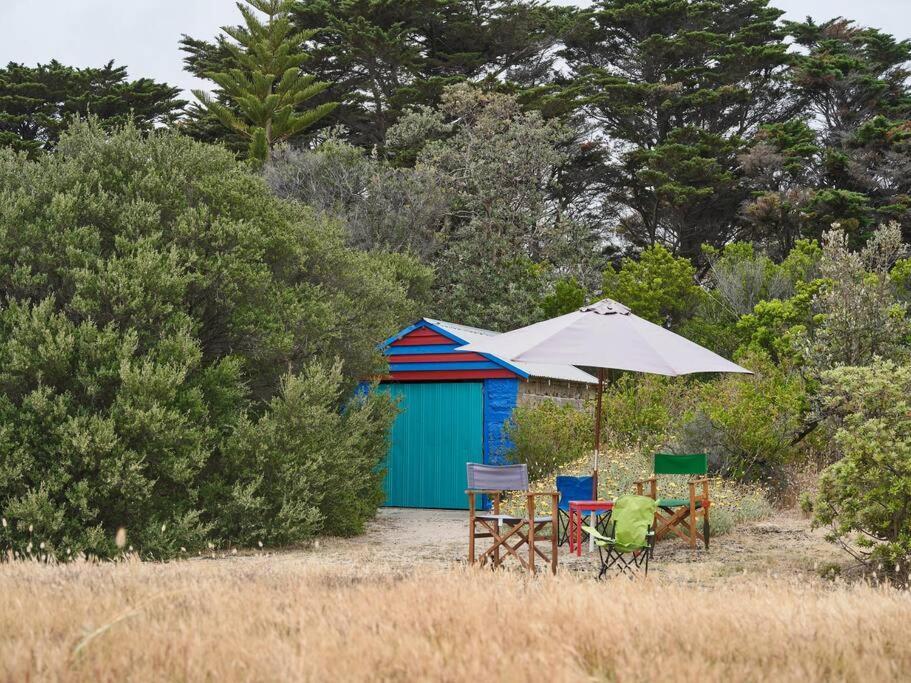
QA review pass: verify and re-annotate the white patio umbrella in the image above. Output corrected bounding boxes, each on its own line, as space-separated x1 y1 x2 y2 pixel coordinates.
456 299 752 494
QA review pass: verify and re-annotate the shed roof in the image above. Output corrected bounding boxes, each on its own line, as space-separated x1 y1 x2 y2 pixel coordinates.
424 319 597 385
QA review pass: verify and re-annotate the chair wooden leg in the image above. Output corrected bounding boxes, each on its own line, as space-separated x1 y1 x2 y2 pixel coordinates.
689 508 696 550
478 520 528 568
468 493 476 565
551 493 559 575
527 494 535 574
688 483 696 550
704 506 710 549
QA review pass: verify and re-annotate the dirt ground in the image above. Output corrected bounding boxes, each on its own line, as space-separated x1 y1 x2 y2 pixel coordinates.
284 507 847 586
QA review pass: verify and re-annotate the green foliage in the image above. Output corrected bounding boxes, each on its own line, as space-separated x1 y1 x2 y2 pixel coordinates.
678 351 807 484
604 245 702 327
506 401 592 481
212 364 395 543
183 0 564 149
0 60 183 157
0 121 417 558
541 277 586 318
389 84 599 330
808 224 910 370
735 279 825 362
191 0 337 163
560 0 794 257
813 359 911 575
599 374 696 451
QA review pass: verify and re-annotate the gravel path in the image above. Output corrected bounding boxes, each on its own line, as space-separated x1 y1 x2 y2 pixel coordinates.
288 507 846 586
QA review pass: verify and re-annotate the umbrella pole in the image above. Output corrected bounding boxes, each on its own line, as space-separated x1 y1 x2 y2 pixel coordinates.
593 368 603 499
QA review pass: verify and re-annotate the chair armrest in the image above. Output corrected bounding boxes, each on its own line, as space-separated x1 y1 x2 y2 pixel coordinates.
525 491 558 498
634 475 657 498
465 489 507 495
581 525 613 543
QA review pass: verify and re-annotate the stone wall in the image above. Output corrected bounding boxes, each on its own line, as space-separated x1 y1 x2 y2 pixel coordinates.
516 378 593 410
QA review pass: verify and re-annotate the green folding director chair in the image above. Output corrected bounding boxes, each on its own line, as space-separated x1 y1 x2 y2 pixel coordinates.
583 495 657 579
635 453 711 550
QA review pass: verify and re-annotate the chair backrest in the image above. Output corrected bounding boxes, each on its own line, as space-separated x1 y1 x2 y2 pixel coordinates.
654 453 707 476
611 495 658 549
466 463 528 491
556 475 595 503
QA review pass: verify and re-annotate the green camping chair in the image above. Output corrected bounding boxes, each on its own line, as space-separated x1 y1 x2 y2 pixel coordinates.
635 453 711 550
583 495 657 579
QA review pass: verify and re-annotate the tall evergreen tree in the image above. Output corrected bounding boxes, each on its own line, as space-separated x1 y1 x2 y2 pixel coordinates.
788 18 911 141
191 0 337 163
0 60 182 157
742 20 911 249
183 0 565 149
791 19 911 243
557 0 796 259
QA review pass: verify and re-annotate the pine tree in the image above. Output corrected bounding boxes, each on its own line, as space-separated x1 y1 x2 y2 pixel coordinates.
557 0 796 259
183 0 563 149
741 20 911 250
0 60 182 157
192 0 337 163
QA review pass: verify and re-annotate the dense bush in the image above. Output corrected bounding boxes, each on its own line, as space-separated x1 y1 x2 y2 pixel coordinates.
506 401 592 480
0 122 420 558
812 359 911 577
598 374 696 450
675 351 807 485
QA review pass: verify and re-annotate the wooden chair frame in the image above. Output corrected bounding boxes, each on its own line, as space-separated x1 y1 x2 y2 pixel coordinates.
467 490 559 575
634 475 711 549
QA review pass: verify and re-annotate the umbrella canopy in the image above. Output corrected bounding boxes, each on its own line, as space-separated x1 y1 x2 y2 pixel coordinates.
456 299 751 495
455 299 751 377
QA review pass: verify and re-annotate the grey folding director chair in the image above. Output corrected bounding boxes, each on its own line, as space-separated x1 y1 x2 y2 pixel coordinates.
466 463 559 574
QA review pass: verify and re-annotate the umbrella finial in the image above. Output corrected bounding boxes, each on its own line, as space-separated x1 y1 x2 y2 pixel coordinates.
580 299 631 316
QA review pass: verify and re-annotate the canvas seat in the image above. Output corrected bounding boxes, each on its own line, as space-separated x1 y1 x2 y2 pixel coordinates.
583 495 657 579
467 463 559 575
657 498 705 508
635 454 711 550
555 475 600 546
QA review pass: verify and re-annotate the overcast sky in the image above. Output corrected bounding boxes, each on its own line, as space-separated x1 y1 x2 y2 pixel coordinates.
1 0 909 98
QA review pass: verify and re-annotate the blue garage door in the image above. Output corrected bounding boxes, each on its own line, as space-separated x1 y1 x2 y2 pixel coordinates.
380 382 483 509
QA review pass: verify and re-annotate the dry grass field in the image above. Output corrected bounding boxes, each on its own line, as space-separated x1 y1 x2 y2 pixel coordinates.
2 528 910 683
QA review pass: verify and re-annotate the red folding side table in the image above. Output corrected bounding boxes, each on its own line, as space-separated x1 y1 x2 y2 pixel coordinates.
568 500 614 556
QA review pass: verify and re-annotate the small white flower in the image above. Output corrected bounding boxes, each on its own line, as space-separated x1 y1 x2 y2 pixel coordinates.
28 524 33 533
39 542 45 550
180 546 186 553
257 540 263 548
161 523 167 533
1 517 6 528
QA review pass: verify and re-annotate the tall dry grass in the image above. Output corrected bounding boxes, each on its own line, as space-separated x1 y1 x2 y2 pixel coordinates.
2 557 910 682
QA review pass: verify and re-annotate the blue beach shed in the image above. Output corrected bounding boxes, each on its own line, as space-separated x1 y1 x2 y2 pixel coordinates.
377 319 597 509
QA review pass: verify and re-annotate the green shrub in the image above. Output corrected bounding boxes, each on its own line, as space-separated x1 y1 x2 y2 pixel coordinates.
506 400 592 480
812 359 911 577
599 374 696 450
0 121 417 558
674 350 807 485
603 244 703 328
